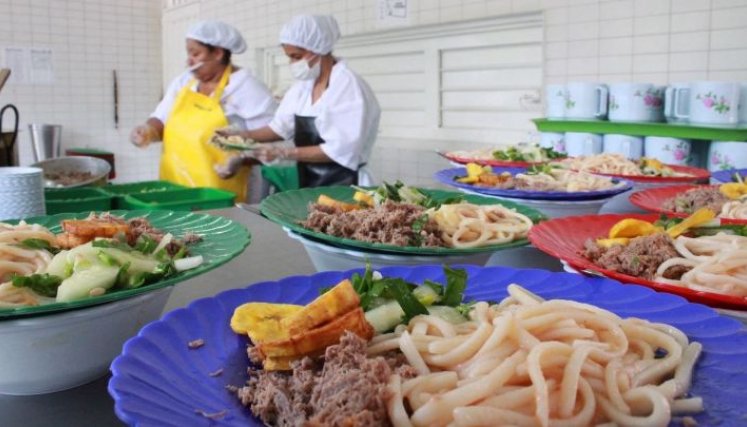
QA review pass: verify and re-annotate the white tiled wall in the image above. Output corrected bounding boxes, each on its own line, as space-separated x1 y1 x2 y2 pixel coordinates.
5 0 747 187
0 0 162 182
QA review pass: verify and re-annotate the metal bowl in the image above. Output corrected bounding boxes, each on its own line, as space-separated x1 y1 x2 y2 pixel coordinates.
32 156 111 188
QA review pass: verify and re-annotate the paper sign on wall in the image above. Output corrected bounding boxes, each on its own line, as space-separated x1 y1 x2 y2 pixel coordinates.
377 0 409 27
2 47 54 85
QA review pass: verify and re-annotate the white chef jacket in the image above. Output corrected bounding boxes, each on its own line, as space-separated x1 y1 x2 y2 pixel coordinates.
268 60 380 185
151 68 277 130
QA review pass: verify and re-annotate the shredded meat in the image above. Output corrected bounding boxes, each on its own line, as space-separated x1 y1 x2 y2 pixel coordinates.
234 332 415 427
663 187 729 214
582 233 690 280
302 201 444 247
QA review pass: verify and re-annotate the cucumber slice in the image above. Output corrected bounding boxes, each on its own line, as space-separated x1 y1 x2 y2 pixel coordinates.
412 285 441 306
427 305 468 324
56 264 119 302
365 300 405 333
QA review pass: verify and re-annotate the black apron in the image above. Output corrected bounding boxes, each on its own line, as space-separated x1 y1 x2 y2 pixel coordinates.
294 115 358 188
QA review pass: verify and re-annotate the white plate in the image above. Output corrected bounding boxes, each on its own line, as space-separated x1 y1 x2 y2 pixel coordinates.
285 228 492 271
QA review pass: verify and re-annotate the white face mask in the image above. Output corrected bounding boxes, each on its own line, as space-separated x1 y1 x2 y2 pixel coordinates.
290 57 320 81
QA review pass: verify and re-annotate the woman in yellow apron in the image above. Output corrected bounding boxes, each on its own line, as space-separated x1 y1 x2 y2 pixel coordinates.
130 21 276 201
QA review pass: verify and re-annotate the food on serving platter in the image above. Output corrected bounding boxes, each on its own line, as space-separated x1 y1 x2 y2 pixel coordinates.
446 142 566 164
662 183 747 220
44 170 94 186
209 132 259 151
583 208 747 296
232 266 702 426
557 154 692 177
0 213 204 307
301 181 533 248
456 162 618 193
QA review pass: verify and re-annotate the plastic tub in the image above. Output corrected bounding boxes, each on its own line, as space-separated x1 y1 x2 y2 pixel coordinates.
102 181 187 209
120 188 236 211
44 187 113 214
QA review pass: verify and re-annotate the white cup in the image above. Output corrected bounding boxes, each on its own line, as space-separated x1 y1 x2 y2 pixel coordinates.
644 136 691 166
565 132 603 157
539 132 566 153
544 84 567 119
673 81 741 126
603 134 644 160
738 83 747 124
708 141 747 172
564 82 608 120
664 82 690 124
608 83 665 122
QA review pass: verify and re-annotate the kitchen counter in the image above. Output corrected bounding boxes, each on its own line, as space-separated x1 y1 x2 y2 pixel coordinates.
0 206 561 427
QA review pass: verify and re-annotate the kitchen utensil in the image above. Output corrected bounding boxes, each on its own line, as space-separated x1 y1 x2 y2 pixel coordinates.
33 156 111 188
28 123 62 162
673 81 741 126
602 134 644 159
544 84 566 119
109 265 747 427
0 104 19 167
564 132 602 157
113 69 119 129
65 147 116 179
0 69 10 94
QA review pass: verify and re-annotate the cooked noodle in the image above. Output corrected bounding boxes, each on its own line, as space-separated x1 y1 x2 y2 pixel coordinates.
0 222 56 307
719 197 747 219
655 233 747 297
516 169 616 192
558 154 690 177
428 203 533 248
371 285 702 427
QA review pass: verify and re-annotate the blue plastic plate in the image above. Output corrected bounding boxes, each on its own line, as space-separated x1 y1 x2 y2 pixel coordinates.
711 168 747 183
108 266 747 427
434 166 633 200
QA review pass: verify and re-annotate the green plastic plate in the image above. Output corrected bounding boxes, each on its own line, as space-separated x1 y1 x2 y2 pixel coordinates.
259 186 546 255
1 210 250 319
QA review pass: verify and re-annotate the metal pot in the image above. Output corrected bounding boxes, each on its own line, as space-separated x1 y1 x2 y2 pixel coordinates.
32 156 111 188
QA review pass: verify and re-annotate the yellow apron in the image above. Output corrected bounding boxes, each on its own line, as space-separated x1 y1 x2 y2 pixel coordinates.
160 66 249 201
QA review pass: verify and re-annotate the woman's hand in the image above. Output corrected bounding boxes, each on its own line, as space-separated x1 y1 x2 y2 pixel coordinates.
254 146 297 164
130 124 157 147
214 154 248 179
215 127 250 139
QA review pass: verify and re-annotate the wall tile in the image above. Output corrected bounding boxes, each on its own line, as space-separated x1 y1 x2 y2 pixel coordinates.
669 31 710 52
712 0 747 8
599 37 633 56
634 0 671 16
568 2 599 22
599 0 634 20
599 55 633 74
710 49 747 70
669 51 709 71
599 18 634 38
633 34 669 54
710 28 747 50
672 0 711 12
671 11 711 32
568 39 599 57
710 6 747 29
633 53 668 73
634 15 670 35
567 21 599 40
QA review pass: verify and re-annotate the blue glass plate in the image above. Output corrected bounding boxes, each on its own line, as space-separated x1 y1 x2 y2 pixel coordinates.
434 166 633 200
108 266 747 427
711 168 747 183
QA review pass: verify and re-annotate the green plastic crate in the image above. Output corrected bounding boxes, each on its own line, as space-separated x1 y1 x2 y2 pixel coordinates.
45 187 114 214
102 181 187 209
120 188 236 211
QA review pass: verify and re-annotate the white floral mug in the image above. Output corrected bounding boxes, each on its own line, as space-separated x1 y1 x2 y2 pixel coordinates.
544 84 566 119
738 83 747 124
673 81 741 126
539 132 566 153
708 141 747 172
603 134 644 159
565 132 603 157
608 83 664 122
644 136 691 166
564 82 608 120
664 82 689 124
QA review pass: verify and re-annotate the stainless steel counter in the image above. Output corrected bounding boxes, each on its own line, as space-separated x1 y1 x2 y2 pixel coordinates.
0 207 561 427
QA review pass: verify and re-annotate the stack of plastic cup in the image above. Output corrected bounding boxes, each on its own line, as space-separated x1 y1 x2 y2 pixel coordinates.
0 167 45 221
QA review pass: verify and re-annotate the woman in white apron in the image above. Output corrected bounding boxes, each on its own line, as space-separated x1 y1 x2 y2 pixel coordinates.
216 15 381 187
130 21 276 201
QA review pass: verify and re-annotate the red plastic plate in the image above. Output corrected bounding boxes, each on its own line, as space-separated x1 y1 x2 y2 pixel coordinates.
528 213 747 310
630 184 747 225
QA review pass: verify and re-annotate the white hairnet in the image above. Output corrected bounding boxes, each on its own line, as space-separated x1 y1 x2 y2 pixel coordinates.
279 15 341 55
186 21 247 54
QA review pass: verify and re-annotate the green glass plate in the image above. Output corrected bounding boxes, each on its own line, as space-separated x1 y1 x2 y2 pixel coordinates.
1 210 250 319
260 186 546 255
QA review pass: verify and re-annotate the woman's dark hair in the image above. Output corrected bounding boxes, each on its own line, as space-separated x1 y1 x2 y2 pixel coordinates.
198 41 232 65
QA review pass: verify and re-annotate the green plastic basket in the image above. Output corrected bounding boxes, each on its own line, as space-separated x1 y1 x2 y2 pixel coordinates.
120 188 236 211
44 187 113 214
102 181 187 208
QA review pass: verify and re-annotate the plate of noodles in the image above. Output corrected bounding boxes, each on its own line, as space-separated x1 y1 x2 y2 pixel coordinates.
555 154 710 184
439 143 567 168
529 212 747 310
109 264 747 427
434 165 633 200
0 210 250 318
259 184 546 255
630 184 747 224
